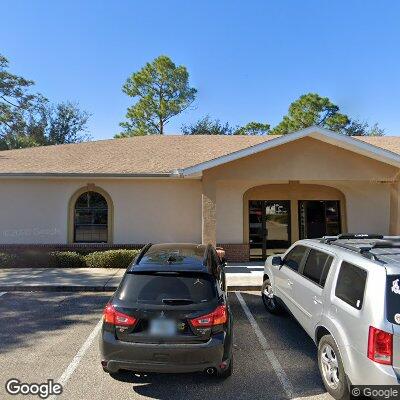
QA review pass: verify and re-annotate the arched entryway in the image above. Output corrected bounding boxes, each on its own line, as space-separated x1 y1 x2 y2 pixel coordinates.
243 183 347 260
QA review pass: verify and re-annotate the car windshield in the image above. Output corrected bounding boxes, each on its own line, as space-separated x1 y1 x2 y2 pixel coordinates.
117 272 216 305
387 274 400 325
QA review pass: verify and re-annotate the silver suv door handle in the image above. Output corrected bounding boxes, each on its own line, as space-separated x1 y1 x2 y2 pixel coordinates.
313 296 322 305
287 279 294 286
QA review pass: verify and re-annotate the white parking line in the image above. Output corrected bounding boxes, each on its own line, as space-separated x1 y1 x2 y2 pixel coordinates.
236 292 296 399
0 292 7 297
48 317 103 400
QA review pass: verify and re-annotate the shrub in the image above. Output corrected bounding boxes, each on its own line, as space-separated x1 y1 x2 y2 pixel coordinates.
48 252 85 268
84 249 140 268
11 251 51 267
0 252 16 267
0 249 140 268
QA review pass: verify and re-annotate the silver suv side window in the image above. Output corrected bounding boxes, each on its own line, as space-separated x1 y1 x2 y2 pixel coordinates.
335 261 367 310
302 249 333 287
283 245 308 272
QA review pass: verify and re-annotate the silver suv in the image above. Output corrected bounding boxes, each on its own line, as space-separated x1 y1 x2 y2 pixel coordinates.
262 234 400 399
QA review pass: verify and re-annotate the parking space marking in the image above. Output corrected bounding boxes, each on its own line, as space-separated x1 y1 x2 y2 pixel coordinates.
48 317 103 400
236 292 295 399
0 292 7 297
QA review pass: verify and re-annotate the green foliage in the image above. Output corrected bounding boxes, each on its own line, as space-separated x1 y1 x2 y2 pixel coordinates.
0 249 140 268
84 249 140 268
182 115 234 135
183 116 270 136
234 121 270 135
0 54 35 126
343 120 384 136
119 55 197 136
270 93 350 135
45 102 91 144
1 251 51 267
48 252 85 268
0 252 16 266
0 53 91 150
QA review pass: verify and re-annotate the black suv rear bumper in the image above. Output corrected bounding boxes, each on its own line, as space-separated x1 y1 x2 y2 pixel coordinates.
100 331 228 373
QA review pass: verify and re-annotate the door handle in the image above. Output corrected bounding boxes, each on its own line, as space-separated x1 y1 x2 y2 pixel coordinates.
313 296 323 305
287 279 293 286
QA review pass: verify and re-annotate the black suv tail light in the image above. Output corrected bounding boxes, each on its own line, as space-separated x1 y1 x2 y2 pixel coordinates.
103 304 136 327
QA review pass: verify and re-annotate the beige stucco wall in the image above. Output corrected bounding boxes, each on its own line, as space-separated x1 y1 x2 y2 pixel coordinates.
0 179 202 244
204 137 398 182
216 180 391 244
208 137 396 244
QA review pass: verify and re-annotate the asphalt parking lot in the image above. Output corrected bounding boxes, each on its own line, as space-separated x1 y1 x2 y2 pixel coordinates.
0 291 329 400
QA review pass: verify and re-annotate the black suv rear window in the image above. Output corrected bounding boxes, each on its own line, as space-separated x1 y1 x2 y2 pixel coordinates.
118 272 216 305
335 262 367 310
387 275 400 325
139 245 205 266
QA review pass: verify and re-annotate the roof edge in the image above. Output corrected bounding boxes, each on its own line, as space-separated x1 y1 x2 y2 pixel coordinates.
0 172 183 179
180 126 400 175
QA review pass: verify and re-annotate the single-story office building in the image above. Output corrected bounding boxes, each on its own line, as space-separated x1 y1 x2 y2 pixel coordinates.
1 126 400 262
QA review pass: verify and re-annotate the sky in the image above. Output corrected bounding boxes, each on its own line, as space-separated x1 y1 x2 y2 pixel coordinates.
2 1 400 139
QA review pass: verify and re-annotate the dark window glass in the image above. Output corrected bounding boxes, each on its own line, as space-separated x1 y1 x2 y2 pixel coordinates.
284 245 308 272
118 273 216 305
299 200 341 239
74 191 108 243
320 256 333 287
139 244 206 265
302 249 332 286
325 201 341 236
386 275 400 325
335 262 367 309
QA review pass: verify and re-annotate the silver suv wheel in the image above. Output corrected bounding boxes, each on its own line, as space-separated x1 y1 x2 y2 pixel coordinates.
318 334 349 400
261 279 282 314
320 344 340 389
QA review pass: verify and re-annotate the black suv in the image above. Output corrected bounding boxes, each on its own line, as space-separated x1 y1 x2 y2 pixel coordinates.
100 243 233 379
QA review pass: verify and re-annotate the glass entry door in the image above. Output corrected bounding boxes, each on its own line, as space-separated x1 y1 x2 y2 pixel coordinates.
249 200 291 260
298 200 341 239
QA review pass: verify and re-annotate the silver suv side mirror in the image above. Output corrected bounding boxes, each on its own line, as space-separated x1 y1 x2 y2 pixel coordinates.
271 256 283 267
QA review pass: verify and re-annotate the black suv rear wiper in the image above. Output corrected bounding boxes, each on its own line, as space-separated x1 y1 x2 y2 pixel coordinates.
162 298 195 305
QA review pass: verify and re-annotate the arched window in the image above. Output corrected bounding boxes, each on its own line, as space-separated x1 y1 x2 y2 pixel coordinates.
74 191 108 243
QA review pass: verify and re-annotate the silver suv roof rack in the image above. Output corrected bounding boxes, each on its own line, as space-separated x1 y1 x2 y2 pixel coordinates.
319 234 400 261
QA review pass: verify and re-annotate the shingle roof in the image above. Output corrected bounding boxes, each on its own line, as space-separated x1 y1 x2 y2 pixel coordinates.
0 134 399 175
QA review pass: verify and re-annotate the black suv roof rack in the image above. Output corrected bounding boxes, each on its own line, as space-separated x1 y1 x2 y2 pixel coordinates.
318 234 400 262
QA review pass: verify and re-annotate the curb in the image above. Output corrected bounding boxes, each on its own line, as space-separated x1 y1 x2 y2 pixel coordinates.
0 285 262 292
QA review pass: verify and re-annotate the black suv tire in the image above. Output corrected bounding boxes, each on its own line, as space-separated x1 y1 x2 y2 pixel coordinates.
216 355 233 379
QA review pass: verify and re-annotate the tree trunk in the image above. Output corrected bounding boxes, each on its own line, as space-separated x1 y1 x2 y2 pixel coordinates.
159 117 164 135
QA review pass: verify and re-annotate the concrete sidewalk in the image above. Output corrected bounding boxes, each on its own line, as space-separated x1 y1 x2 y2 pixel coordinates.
0 263 264 292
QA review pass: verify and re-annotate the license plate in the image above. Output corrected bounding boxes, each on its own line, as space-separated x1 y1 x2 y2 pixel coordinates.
149 318 177 337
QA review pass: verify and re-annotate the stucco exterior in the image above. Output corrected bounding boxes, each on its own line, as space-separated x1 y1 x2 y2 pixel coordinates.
0 179 202 244
199 137 394 246
215 180 390 244
0 132 399 262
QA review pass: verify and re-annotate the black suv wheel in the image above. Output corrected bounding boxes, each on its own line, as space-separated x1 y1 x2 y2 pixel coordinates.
216 355 233 379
